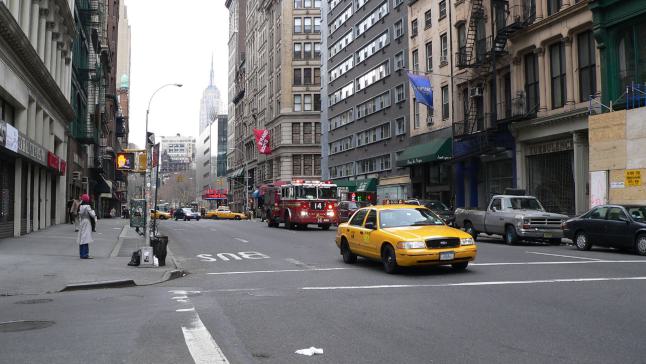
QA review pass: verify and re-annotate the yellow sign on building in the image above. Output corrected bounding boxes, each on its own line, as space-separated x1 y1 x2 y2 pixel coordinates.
625 170 642 187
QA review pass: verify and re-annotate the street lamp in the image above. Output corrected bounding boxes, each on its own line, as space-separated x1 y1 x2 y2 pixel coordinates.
143 83 182 247
229 146 248 215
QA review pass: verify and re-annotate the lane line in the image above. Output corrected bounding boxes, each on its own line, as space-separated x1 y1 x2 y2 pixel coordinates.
208 267 356 275
176 308 195 312
526 251 602 261
301 276 646 291
181 311 230 364
234 238 249 243
285 258 316 269
472 260 646 266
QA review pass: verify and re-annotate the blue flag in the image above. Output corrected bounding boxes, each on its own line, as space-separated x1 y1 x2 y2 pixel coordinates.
407 72 433 108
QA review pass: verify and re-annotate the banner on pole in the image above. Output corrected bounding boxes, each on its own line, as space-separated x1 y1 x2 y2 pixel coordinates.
152 143 160 168
407 72 434 108
254 129 272 155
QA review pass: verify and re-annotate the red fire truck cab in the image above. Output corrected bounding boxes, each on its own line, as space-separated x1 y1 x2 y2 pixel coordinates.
265 180 339 230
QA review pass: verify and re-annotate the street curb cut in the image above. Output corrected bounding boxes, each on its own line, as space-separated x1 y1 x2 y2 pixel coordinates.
61 279 136 291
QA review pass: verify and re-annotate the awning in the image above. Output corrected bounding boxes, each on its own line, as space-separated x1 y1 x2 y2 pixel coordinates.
332 179 357 191
95 175 111 194
229 167 245 178
356 178 377 192
396 137 452 167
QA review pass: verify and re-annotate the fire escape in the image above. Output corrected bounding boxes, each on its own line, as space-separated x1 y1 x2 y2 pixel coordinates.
454 0 535 147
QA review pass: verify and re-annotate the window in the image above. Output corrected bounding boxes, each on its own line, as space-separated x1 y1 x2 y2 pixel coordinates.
314 155 321 175
411 19 418 37
304 95 313 111
394 19 404 38
525 52 539 113
314 17 321 33
294 95 302 111
331 6 353 35
356 154 391 174
426 105 433 124
356 0 369 10
547 0 561 16
304 0 312 7
365 210 377 227
356 31 390 63
457 23 466 64
330 0 342 11
356 91 391 118
303 123 313 143
394 51 405 70
607 207 628 221
314 43 321 58
314 94 321 111
304 68 312 84
550 41 566 109
395 84 405 103
303 155 313 175
294 0 302 7
440 33 448 64
356 61 390 91
293 43 302 59
304 17 312 33
304 43 313 59
293 155 302 175
491 198 502 211
578 31 597 102
330 56 354 81
424 10 432 28
315 123 321 143
356 122 391 147
294 68 302 85
314 0 321 8
349 209 368 226
589 207 608 220
329 109 354 130
412 49 419 70
442 85 449 119
393 0 403 7
314 68 321 85
329 82 354 106
292 123 301 143
329 31 354 58
414 102 420 128
330 162 355 178
395 117 406 135
356 2 389 37
425 42 433 72
329 136 354 154
439 0 446 19
294 18 302 33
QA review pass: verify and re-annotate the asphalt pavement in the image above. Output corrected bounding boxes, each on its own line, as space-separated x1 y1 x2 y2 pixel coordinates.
2 218 646 363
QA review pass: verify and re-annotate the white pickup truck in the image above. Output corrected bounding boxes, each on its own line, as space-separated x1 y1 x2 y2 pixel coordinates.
454 195 569 245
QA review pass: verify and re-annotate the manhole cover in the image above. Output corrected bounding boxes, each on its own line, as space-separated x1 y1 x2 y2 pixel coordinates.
0 320 55 332
15 299 53 304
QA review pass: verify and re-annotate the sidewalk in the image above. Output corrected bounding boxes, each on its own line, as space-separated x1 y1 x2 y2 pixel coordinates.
0 218 184 296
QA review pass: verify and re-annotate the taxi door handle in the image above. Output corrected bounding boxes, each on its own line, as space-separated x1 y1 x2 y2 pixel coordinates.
359 232 363 235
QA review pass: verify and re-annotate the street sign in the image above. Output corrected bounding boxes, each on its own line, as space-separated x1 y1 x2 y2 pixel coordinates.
146 132 155 146
625 170 642 187
137 151 147 173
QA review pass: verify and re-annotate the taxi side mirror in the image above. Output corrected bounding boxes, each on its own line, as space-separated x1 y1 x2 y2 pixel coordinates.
364 222 376 230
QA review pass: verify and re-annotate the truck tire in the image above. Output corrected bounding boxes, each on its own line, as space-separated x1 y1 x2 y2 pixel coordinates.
464 222 478 239
505 225 519 245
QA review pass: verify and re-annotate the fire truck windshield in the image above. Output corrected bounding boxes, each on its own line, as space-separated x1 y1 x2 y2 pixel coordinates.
294 186 318 199
318 187 337 199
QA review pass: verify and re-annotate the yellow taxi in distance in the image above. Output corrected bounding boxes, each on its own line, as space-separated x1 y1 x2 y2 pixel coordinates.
335 205 477 274
150 209 171 220
205 206 247 220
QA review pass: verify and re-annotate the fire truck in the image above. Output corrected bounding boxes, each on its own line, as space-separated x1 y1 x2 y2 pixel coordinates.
264 180 339 230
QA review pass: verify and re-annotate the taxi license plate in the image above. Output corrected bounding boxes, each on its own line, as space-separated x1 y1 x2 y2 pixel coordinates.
439 252 455 261
543 232 553 238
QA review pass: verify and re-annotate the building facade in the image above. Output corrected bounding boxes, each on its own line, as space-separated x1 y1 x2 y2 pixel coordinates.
0 0 75 238
321 0 412 202
197 114 228 208
159 134 196 174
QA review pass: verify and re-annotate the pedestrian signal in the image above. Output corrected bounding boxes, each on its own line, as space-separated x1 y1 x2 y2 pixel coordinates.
116 152 135 170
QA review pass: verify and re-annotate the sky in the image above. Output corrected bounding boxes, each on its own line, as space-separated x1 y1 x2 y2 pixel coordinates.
125 0 229 148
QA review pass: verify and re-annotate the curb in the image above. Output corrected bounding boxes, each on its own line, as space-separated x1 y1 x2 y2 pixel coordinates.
61 279 137 291
164 247 188 281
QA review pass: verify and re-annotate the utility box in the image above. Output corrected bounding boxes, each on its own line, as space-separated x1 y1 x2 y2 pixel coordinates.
139 246 155 268
130 199 146 228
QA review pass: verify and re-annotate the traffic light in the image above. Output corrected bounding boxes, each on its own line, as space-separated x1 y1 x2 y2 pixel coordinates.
116 152 135 170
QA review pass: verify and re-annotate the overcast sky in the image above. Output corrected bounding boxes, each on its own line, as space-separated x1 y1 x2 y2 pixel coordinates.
126 0 229 148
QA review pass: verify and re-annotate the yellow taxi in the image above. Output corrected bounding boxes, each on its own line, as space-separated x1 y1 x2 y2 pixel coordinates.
335 204 477 274
150 209 171 220
205 206 247 220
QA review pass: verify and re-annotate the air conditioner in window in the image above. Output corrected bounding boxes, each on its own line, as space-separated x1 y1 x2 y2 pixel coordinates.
470 87 483 98
72 171 81 181
81 177 89 184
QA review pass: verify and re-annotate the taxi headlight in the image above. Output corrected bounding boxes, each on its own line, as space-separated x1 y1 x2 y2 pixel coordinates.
396 241 426 249
460 237 475 245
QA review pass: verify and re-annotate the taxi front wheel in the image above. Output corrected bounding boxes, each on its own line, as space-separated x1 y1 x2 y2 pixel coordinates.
382 245 399 274
340 239 357 264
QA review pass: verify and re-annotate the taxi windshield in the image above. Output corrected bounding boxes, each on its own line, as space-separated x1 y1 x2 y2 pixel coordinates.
379 208 444 228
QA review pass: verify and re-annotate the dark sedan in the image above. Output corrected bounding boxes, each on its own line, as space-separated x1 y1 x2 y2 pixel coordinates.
174 207 201 221
562 204 646 255
405 199 455 226
337 201 371 223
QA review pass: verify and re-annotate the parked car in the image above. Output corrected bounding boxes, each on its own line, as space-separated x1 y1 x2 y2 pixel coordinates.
337 201 371 223
562 204 646 255
454 194 568 245
205 206 247 220
335 204 477 274
405 199 455 226
174 207 201 221
150 209 171 220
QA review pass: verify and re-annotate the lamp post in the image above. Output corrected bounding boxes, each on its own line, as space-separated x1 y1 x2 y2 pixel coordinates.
229 146 248 214
143 83 182 247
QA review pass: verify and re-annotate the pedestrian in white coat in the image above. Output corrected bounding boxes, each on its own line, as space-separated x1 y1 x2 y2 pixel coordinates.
77 194 97 259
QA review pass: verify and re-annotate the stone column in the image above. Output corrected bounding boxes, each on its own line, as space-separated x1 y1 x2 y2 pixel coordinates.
16 106 28 134
57 140 67 224
40 168 46 229
536 47 548 115
27 100 36 139
535 0 544 21
35 107 43 145
573 131 589 215
32 166 40 232
26 162 32 233
9 0 20 19
45 172 51 228
564 36 575 109
38 13 47 61
30 1 40 49
13 159 23 237
20 0 32 38
42 114 50 148
44 27 52 72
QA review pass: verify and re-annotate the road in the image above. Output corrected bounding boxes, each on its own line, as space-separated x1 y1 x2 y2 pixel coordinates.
2 218 646 363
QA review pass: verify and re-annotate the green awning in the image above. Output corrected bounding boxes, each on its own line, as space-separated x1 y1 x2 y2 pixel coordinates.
229 167 245 178
332 179 357 191
356 178 377 192
396 137 452 167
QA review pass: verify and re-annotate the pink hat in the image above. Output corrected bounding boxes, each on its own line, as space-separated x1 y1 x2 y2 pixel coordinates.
81 194 90 203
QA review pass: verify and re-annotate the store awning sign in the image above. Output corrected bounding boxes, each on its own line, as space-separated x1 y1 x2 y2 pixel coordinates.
47 152 60 171
5 123 19 153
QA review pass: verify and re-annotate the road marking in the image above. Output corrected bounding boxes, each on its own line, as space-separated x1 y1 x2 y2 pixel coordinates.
208 267 355 275
182 311 230 364
472 260 646 266
234 238 249 243
285 258 316 269
301 276 646 291
176 308 195 312
198 251 270 262
209 228 217 232
526 251 602 261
